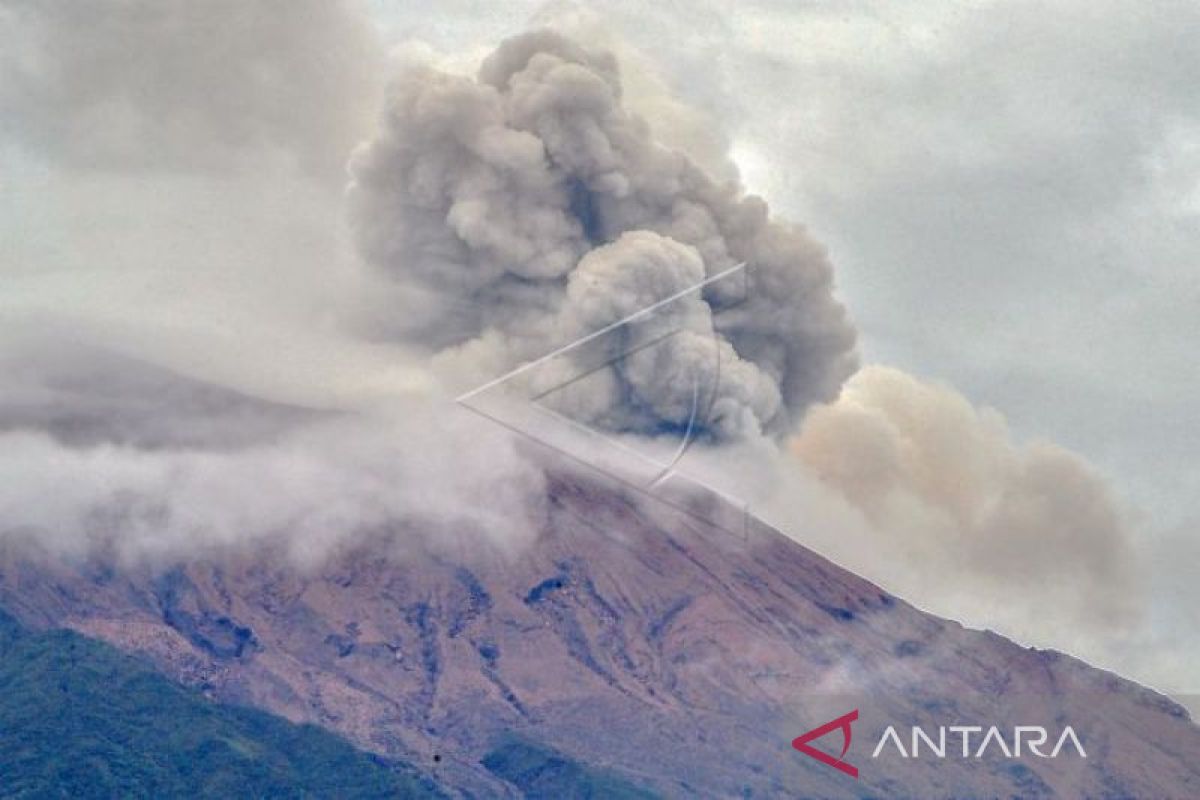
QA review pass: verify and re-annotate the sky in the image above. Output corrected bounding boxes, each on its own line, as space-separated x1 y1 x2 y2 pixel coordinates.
1 0 1195 705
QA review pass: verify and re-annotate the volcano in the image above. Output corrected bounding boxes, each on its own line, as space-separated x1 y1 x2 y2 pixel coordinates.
2 461 1196 798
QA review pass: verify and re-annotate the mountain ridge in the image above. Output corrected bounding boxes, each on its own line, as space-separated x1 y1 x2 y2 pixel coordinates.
2 465 1197 797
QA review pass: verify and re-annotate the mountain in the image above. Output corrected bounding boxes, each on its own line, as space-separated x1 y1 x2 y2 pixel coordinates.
0 608 442 798
2 465 1198 798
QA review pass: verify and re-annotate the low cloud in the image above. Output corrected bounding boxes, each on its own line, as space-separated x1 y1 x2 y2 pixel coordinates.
0 0 542 566
0 394 548 568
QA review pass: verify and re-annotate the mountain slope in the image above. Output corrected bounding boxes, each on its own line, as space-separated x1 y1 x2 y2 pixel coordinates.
480 737 659 799
2 466 1197 798
0 609 442 798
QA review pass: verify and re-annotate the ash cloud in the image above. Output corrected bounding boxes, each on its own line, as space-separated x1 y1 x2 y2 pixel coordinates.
787 366 1141 642
348 29 858 440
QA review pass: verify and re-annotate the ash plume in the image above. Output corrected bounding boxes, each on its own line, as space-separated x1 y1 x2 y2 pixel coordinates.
786 366 1141 641
348 29 858 441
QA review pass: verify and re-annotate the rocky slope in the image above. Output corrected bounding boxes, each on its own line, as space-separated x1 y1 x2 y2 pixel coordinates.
2 466 1197 798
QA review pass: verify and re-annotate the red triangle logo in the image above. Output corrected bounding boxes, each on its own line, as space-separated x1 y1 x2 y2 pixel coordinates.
792 709 859 778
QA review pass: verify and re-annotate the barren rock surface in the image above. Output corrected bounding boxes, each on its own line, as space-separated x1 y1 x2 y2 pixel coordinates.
2 469 1197 798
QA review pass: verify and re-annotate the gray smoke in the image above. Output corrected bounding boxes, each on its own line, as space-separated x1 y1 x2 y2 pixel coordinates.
348 29 858 441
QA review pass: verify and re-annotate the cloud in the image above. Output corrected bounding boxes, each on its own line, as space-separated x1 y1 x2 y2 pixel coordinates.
787 365 1140 645
0 0 382 178
0 397 548 568
0 0 545 565
0 342 324 451
347 29 858 440
0 0 416 411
